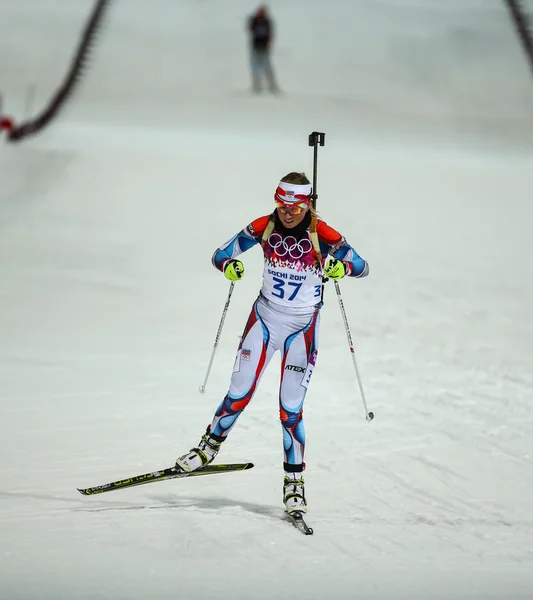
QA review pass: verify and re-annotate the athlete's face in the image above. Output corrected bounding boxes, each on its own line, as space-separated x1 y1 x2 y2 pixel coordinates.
276 204 309 228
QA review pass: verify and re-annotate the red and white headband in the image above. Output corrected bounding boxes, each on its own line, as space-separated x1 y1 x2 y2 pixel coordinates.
274 181 312 206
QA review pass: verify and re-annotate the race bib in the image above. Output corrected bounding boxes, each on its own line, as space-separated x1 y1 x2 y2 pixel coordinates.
261 232 322 307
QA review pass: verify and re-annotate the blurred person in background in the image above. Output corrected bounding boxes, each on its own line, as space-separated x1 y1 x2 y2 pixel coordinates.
247 5 279 93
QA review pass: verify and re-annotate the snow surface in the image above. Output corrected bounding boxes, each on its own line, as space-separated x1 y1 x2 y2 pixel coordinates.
1 1 533 599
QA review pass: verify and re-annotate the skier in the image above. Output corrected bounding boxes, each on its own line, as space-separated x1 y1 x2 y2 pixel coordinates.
247 5 278 93
176 172 369 514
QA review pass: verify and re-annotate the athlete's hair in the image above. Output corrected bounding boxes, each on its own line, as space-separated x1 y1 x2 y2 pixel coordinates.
279 172 317 217
280 172 310 185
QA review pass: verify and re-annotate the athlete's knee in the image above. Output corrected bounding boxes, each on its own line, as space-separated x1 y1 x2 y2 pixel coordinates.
216 394 251 417
280 406 303 428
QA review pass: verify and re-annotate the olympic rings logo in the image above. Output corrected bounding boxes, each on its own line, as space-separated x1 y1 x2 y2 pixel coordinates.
268 233 313 259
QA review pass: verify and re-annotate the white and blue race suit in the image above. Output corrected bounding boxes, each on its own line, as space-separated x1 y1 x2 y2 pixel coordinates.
208 211 368 472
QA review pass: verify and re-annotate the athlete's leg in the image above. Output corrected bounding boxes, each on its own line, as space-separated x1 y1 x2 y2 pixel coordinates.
210 299 275 437
279 310 320 470
176 299 276 472
263 51 279 93
250 49 262 92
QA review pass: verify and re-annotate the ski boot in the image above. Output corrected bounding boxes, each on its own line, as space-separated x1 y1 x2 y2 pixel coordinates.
283 472 307 514
175 427 223 473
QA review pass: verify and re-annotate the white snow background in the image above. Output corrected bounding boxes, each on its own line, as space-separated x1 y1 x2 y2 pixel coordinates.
1 1 533 599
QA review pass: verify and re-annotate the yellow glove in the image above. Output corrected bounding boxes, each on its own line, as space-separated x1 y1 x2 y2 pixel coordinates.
224 259 245 281
324 259 346 280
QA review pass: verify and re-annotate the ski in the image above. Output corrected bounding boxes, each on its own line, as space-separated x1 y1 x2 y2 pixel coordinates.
286 510 314 535
77 462 254 495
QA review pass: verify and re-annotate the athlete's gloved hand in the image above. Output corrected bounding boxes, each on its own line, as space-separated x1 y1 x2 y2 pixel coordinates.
224 259 245 281
324 259 346 280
